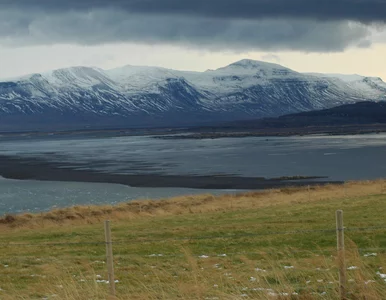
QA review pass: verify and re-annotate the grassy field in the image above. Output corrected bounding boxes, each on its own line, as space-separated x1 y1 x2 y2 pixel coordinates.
0 180 386 299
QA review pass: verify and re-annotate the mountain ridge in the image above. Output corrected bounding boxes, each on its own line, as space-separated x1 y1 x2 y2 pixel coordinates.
0 59 385 131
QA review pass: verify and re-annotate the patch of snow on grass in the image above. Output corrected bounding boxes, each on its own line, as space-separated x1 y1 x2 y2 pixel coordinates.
364 253 377 257
365 280 376 285
284 266 294 269
377 271 386 281
255 267 266 272
96 280 109 284
30 274 46 278
251 288 274 292
93 260 105 264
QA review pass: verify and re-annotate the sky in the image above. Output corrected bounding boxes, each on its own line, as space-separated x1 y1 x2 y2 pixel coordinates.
0 0 386 80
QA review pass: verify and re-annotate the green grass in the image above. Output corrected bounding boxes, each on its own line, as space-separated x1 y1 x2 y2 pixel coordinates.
0 185 385 299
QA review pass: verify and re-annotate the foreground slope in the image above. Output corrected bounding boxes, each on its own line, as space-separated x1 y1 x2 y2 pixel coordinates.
0 181 385 299
0 59 385 131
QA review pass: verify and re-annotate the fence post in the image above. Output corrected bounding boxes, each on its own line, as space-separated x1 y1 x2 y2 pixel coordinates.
104 220 116 297
336 210 346 299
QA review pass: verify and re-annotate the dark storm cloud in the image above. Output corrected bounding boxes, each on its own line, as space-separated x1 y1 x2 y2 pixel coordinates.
2 0 386 22
0 0 383 51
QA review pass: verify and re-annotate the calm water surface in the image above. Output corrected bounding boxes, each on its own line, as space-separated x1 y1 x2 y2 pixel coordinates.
1 133 386 215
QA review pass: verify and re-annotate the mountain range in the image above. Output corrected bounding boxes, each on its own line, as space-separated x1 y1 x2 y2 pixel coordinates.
0 59 385 131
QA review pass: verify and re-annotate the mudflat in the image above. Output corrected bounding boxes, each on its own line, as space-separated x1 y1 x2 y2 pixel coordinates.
0 155 339 189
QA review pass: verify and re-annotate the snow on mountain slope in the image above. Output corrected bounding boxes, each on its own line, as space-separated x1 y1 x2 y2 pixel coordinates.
210 59 297 76
106 65 180 94
0 59 385 131
306 73 365 82
307 72 386 100
0 67 139 115
178 59 301 94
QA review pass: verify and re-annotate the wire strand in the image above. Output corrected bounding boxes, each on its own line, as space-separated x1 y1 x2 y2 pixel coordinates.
0 225 385 247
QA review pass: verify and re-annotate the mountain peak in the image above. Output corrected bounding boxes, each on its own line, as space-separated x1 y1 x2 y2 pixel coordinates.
228 59 284 69
208 59 296 77
209 59 292 74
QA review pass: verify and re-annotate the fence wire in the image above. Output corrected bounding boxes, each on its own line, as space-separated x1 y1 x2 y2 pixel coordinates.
1 247 385 262
0 225 385 247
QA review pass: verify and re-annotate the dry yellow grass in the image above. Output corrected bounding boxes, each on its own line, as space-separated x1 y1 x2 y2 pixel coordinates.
1 179 385 230
0 179 385 299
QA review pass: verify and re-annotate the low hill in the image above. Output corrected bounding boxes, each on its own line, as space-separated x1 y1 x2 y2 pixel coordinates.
156 101 386 139
236 101 386 128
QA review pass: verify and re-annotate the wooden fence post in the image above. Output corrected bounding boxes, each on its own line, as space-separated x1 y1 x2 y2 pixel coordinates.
104 220 116 297
336 210 346 299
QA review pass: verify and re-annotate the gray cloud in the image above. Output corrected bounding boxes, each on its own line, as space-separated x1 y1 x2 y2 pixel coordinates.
0 8 373 52
2 0 386 22
1 0 384 52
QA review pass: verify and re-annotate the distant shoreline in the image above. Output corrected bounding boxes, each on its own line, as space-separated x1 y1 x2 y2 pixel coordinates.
0 155 341 190
1 123 386 142
154 124 386 140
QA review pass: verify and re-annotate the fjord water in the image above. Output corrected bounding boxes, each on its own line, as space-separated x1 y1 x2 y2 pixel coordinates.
0 176 232 215
1 133 386 215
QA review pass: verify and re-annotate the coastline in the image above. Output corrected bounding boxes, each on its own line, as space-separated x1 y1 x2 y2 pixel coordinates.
0 155 340 190
2 123 386 142
154 124 386 140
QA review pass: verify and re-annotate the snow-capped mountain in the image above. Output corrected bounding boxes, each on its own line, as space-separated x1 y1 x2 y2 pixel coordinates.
306 72 386 100
0 59 385 131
